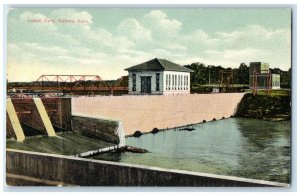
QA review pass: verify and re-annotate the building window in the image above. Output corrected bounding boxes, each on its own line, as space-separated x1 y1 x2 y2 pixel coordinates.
169 74 171 90
156 73 160 91
181 75 183 90
175 75 177 90
132 74 136 91
187 75 188 90
180 75 183 90
166 74 169 90
172 75 174 90
187 75 189 90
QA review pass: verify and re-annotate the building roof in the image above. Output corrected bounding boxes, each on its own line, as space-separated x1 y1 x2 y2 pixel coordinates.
124 58 193 72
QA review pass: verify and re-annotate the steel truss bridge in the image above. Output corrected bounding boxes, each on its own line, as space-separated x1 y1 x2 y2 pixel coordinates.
7 75 128 96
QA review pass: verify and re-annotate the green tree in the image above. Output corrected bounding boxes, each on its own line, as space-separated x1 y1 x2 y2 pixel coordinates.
270 67 291 88
184 63 207 85
236 63 249 85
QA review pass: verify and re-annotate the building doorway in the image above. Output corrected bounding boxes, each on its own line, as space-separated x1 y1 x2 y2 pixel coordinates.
141 76 152 94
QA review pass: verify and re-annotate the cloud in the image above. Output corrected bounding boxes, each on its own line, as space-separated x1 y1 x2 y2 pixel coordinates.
215 25 290 51
204 25 291 68
7 9 291 82
167 24 291 69
117 18 152 41
204 48 263 65
144 10 182 37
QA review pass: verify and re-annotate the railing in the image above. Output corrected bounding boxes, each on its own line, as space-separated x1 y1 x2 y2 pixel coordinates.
6 92 63 99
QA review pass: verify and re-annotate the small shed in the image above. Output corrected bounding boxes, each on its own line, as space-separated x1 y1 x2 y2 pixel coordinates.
125 58 193 95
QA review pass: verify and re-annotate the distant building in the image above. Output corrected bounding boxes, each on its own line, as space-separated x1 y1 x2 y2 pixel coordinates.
249 62 280 89
125 58 193 95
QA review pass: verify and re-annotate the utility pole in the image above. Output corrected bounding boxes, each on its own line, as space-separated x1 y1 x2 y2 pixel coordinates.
208 65 212 85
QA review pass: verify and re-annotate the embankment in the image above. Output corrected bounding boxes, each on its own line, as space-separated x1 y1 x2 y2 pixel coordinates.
72 115 119 144
72 93 245 135
235 93 291 121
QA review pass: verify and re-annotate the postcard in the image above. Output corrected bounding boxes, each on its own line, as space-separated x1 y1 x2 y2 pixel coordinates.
5 6 292 187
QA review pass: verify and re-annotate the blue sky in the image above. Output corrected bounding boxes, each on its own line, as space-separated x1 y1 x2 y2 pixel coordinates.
7 7 291 82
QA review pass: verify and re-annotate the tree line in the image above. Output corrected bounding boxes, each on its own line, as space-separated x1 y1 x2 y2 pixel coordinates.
184 62 291 88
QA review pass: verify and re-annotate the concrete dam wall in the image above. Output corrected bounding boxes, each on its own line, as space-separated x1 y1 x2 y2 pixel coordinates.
72 93 245 135
6 149 287 187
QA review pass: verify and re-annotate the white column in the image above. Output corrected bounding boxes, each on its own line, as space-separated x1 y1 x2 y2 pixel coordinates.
6 98 25 142
33 98 56 137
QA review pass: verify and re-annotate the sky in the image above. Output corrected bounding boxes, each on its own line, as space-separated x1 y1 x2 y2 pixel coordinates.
6 7 291 82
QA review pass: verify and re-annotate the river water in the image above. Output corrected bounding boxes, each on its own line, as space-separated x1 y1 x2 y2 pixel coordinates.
92 118 291 183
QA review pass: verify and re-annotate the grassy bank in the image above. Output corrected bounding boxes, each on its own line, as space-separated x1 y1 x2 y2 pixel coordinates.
243 89 291 97
235 93 291 121
6 132 114 155
191 84 248 94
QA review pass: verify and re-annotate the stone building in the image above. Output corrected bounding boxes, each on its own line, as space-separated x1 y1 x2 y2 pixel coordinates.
125 58 193 95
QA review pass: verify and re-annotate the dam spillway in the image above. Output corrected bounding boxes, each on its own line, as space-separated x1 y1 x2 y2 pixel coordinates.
72 93 245 135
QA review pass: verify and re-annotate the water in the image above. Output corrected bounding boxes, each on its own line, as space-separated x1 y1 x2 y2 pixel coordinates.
92 118 291 183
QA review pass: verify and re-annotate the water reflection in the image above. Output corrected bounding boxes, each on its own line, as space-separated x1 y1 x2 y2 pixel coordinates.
91 118 291 183
228 119 291 182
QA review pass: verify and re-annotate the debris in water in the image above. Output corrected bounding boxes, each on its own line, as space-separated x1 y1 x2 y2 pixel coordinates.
125 145 148 153
179 127 195 131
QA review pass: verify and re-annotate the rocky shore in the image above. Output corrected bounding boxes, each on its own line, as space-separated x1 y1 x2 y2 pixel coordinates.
235 93 291 121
